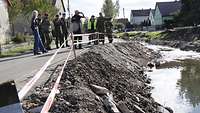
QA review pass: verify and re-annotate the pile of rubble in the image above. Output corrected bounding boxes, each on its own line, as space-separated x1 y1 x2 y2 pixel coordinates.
23 42 172 113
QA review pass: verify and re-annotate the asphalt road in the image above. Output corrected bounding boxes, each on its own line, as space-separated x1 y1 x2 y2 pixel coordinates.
0 37 123 92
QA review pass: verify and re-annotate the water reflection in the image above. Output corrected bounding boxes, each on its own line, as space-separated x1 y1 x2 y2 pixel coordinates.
149 59 200 113
145 43 200 113
178 59 200 108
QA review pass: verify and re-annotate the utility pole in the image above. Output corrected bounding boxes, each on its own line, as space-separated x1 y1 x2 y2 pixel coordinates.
61 0 66 12
123 8 125 18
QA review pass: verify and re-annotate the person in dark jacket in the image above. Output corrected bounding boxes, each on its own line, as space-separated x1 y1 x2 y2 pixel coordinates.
96 13 105 44
60 13 69 47
105 17 113 43
31 10 47 55
41 13 51 50
53 15 62 49
37 14 44 45
88 15 97 45
71 10 85 49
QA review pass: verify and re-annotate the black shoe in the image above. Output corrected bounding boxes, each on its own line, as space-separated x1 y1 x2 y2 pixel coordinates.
66 45 70 47
34 52 41 55
42 50 48 54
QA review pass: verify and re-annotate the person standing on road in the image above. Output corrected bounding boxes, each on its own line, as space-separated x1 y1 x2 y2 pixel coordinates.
37 14 44 45
72 10 85 49
96 13 105 44
88 15 97 45
31 10 47 55
53 15 62 49
60 13 69 47
41 13 52 50
105 17 113 43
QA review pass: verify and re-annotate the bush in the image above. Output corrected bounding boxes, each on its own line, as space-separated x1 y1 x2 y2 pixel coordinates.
12 34 27 44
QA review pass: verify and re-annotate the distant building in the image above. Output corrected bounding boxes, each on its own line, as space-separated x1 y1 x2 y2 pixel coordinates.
114 18 129 26
149 9 155 26
154 1 182 28
130 9 151 25
0 0 11 44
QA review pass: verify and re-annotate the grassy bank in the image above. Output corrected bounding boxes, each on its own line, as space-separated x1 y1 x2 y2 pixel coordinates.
115 31 168 40
0 44 33 58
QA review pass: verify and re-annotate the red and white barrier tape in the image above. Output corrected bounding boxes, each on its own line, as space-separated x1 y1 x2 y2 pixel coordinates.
18 32 105 101
18 34 71 101
40 47 73 113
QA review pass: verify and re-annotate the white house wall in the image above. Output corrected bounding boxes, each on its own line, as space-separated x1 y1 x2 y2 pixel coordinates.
149 12 155 26
0 0 9 44
130 15 149 25
154 5 163 26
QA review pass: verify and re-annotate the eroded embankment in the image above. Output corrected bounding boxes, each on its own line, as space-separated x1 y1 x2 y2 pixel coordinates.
22 42 172 113
127 27 200 52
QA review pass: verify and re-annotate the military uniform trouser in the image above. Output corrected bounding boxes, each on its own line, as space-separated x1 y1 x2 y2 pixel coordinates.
62 32 69 47
39 31 45 46
99 34 105 44
54 31 62 48
107 34 113 43
43 32 51 50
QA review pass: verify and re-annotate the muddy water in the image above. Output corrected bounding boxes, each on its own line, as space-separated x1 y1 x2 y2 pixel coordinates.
145 44 200 113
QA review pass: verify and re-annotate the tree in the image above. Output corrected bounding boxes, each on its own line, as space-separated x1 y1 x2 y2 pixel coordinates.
176 0 200 26
102 0 120 18
23 0 58 20
114 0 120 17
8 0 23 36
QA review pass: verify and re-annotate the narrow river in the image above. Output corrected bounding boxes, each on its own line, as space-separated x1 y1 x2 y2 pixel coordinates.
145 44 200 113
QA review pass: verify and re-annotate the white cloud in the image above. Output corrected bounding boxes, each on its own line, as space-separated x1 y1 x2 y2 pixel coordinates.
64 0 176 19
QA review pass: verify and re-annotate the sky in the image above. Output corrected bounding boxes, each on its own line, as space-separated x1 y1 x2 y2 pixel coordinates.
64 0 176 19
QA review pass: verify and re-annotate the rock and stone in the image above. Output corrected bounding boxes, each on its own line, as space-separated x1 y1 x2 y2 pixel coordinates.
22 42 169 113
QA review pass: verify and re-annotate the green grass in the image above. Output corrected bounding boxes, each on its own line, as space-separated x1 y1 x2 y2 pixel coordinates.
0 45 33 58
115 31 141 38
115 31 167 40
145 31 164 39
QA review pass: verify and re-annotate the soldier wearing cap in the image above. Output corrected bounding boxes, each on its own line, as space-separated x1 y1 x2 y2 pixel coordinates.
41 13 51 50
53 14 62 48
105 17 113 43
96 13 105 44
60 13 69 47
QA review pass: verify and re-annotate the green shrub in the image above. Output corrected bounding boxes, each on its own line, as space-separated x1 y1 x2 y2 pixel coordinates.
12 34 33 44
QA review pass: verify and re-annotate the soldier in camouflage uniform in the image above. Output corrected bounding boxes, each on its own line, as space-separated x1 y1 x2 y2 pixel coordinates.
53 15 62 49
96 13 105 44
41 13 51 50
105 17 113 43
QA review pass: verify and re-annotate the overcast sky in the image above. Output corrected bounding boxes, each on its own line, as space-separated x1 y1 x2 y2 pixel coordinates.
65 0 175 19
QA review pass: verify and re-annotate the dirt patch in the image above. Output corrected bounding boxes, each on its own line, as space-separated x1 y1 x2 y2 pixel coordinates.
23 42 170 113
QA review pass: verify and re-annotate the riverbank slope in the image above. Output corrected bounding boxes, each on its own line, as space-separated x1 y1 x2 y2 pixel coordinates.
22 42 172 113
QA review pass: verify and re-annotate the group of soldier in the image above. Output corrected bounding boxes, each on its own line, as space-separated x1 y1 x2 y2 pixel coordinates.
31 10 113 55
